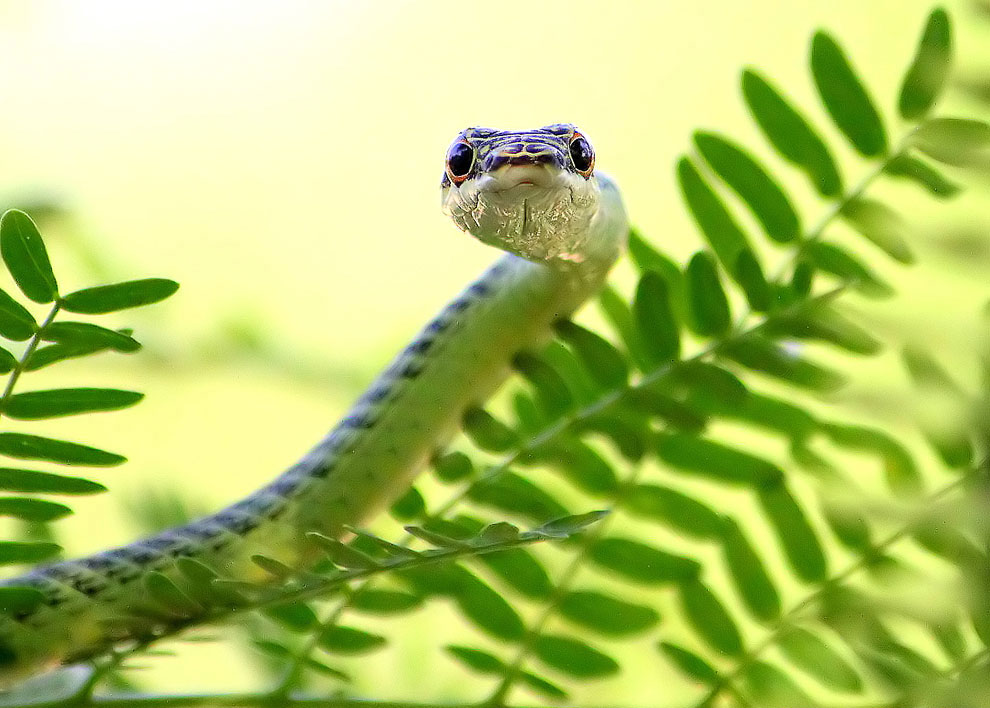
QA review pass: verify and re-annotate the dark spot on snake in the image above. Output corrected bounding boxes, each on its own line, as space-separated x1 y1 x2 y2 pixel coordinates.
426 315 450 334
504 142 524 154
406 336 433 355
363 383 391 403
468 281 490 297
341 412 375 429
0 641 17 666
268 476 300 497
398 360 423 378
449 297 471 314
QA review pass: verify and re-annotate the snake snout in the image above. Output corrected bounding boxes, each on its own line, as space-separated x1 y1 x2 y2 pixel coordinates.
481 147 566 174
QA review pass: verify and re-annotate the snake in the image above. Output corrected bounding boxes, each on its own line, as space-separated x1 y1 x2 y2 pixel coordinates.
0 124 628 687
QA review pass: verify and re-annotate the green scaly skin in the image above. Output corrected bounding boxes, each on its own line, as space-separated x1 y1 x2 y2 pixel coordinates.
0 124 628 686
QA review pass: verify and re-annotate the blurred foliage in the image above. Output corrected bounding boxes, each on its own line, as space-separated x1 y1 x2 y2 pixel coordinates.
4 4 990 708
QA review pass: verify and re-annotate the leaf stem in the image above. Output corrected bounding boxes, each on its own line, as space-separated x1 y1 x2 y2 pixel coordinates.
0 300 60 416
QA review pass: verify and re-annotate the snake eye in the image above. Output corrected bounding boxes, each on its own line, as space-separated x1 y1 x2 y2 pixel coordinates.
446 142 475 184
569 134 595 177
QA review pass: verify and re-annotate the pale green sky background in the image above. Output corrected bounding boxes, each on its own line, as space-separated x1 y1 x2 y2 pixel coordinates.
0 0 983 700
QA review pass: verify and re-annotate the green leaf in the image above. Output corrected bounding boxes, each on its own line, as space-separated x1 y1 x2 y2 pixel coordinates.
558 590 659 636
432 451 473 483
0 541 60 565
306 532 376 569
721 518 781 621
841 198 914 264
822 423 922 495
899 8 952 120
598 284 652 372
625 484 724 539
758 481 827 582
530 438 617 496
656 432 782 486
462 407 517 452
0 210 57 303
60 278 179 314
264 602 318 632
660 642 719 684
903 346 973 468
742 69 841 196
554 320 629 390
633 271 680 363
723 336 845 391
533 634 619 678
680 579 743 656
811 32 887 156
520 672 569 701
318 625 386 655
676 158 752 269
25 341 117 371
627 389 706 432
911 118 990 167
884 154 960 198
389 486 425 521
733 249 771 312
3 388 144 420
685 251 731 337
479 548 553 600
0 467 105 494
0 433 125 466
743 660 817 707
694 131 800 243
626 228 685 298
674 361 748 406
0 288 36 341
805 242 893 297
467 472 568 526
764 306 881 355
351 589 422 615
823 504 872 551
446 645 505 674
778 627 863 692
533 510 608 538
145 571 200 616
0 586 45 616
251 554 295 579
589 536 699 585
513 352 573 418
453 571 525 641
0 346 16 374
0 497 71 521
43 322 140 352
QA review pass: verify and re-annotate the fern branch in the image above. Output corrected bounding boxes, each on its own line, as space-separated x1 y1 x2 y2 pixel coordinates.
692 467 978 708
0 301 60 415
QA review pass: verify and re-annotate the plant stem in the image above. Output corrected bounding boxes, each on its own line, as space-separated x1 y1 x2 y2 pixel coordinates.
0 301 60 415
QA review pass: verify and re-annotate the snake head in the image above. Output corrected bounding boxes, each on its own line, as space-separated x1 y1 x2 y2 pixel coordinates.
441 124 608 266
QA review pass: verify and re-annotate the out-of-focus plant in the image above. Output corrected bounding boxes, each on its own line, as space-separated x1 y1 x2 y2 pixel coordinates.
4 5 990 708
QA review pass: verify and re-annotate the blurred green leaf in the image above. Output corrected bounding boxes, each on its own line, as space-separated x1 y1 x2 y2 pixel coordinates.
478 548 553 600
0 288 36 341
351 589 422 615
676 158 752 270
318 626 386 655
898 8 952 120
0 210 57 304
598 284 652 372
555 320 629 390
0 541 60 565
758 481 827 582
145 571 200 616
467 472 569 525
264 602 318 632
911 118 990 167
724 336 846 391
462 408 517 453
822 423 922 495
656 432 782 485
778 627 863 692
811 32 887 156
43 322 140 353
743 660 817 707
884 154 960 198
452 571 525 641
0 346 15 374
25 341 117 371
625 483 724 539
389 486 425 521
660 642 719 684
0 497 71 522
721 518 781 621
841 198 914 264
903 347 973 468
634 271 680 364
0 468 105 494
4 388 143 420
680 579 743 656
764 306 881 355
432 451 473 484
694 131 800 243
0 433 125 466
804 243 893 298
60 278 179 314
733 249 771 312
558 590 659 636
0 586 45 616
742 69 841 196
530 438 618 496
514 352 573 418
533 634 619 678
533 510 608 539
823 504 872 551
446 645 504 674
685 251 731 337
589 536 699 584
627 229 685 303
307 532 376 569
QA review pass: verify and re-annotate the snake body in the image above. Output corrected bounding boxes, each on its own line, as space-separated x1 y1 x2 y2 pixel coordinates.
0 124 628 685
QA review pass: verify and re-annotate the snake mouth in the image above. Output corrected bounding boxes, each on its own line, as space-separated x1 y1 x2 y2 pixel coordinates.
484 164 560 194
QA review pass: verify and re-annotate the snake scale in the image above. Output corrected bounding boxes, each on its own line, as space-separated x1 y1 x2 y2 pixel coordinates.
0 124 628 686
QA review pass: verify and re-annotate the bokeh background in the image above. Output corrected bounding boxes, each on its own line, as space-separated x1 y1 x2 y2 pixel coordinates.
0 0 988 702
